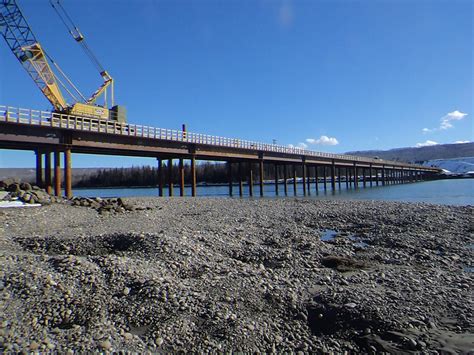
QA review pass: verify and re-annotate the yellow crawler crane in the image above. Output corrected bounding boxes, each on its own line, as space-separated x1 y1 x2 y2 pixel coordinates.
0 0 126 123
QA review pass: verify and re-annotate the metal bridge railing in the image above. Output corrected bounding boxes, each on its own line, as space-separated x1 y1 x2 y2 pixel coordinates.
0 105 432 170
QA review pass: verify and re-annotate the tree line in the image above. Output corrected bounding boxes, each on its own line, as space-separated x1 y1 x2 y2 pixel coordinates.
74 162 346 188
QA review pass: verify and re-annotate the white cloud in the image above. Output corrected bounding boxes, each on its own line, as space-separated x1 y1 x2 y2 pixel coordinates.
306 135 339 146
440 110 468 130
416 140 438 147
422 110 468 133
454 140 470 144
297 142 308 149
288 144 294 148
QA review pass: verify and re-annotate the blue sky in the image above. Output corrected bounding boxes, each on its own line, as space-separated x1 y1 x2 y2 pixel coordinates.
0 0 472 167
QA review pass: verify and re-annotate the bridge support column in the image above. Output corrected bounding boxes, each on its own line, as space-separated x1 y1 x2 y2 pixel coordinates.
191 155 196 197
337 167 342 190
259 159 264 197
331 161 336 191
283 165 288 196
157 159 163 197
354 163 358 189
363 168 367 188
323 166 327 191
45 152 52 195
64 148 72 199
179 159 185 197
369 164 373 187
54 150 61 197
381 166 386 186
35 149 43 188
302 161 307 196
168 159 174 197
293 165 297 196
274 164 279 196
238 162 243 197
345 167 349 189
248 162 254 197
227 161 233 197
306 165 311 195
314 165 319 193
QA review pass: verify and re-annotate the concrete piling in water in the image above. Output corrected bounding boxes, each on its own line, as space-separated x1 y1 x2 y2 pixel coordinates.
167 159 174 197
179 159 185 196
64 148 72 199
157 158 163 197
45 152 52 195
54 150 61 197
191 155 197 197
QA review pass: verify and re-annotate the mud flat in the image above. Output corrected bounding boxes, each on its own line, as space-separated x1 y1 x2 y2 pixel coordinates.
0 198 472 353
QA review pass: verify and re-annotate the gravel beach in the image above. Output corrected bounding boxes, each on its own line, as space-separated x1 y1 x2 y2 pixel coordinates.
1 197 473 353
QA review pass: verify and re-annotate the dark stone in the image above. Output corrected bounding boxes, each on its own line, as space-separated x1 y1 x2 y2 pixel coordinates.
20 182 32 191
7 183 20 193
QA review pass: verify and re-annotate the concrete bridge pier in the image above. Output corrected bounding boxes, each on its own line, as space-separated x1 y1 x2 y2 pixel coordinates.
274 164 279 196
238 162 243 197
337 167 342 190
64 148 72 199
323 166 327 191
190 155 196 197
306 164 311 195
54 150 61 197
345 168 349 189
302 161 307 196
292 164 297 196
44 152 52 195
248 162 254 197
35 149 43 188
167 159 174 197
179 159 185 197
283 165 288 196
369 164 373 187
331 161 336 191
259 159 264 197
227 161 233 197
157 159 163 197
314 165 319 193
353 163 358 189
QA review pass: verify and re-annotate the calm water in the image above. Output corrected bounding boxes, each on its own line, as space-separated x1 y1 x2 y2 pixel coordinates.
74 178 473 206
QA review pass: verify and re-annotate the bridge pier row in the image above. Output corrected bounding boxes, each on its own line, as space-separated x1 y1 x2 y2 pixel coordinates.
190 155 197 197
248 162 254 197
283 165 288 196
179 159 185 197
274 164 279 196
353 163 359 189
35 149 43 188
44 152 52 195
157 159 163 197
323 166 327 191
54 151 61 197
293 164 297 196
302 161 307 196
167 159 174 197
259 159 264 197
227 161 233 197
381 166 386 186
314 165 319 193
64 148 72 199
331 161 336 191
238 162 243 197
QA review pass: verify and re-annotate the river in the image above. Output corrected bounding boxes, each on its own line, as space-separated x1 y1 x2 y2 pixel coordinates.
74 178 473 206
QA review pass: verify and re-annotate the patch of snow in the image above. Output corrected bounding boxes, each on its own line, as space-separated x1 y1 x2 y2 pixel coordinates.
423 157 474 174
0 201 41 208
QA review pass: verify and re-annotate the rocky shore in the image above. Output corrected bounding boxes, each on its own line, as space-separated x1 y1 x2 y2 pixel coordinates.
0 197 472 353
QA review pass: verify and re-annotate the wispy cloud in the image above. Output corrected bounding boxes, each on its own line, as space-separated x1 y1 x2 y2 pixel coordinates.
422 110 468 133
278 1 294 28
454 140 471 144
306 135 339 146
416 140 438 147
288 142 307 149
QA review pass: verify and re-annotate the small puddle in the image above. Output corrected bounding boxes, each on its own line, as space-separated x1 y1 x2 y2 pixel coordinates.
320 230 369 249
320 229 338 242
129 325 150 336
463 266 473 273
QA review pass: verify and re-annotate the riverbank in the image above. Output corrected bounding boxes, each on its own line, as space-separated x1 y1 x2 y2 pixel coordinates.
1 198 472 352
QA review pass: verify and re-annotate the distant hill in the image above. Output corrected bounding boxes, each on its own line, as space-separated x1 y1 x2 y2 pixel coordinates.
346 142 474 163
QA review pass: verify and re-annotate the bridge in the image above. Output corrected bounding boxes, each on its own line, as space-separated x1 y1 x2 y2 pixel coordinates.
0 105 441 198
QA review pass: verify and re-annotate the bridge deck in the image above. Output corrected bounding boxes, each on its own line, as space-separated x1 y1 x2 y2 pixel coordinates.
0 105 440 198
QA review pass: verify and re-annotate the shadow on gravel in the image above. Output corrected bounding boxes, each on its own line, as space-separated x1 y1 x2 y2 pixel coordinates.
15 233 150 256
320 255 369 272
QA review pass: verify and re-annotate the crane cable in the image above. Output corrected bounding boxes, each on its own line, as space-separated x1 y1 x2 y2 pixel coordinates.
49 0 105 74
